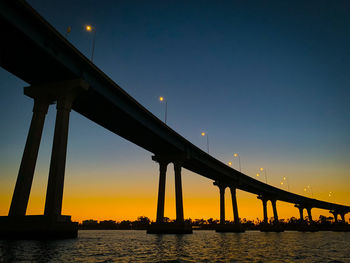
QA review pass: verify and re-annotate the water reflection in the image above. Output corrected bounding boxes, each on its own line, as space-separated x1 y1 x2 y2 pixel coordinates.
1 240 17 262
33 241 58 262
154 234 166 260
0 231 350 262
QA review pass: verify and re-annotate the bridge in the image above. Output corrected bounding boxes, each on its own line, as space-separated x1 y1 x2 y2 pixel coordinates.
0 0 349 238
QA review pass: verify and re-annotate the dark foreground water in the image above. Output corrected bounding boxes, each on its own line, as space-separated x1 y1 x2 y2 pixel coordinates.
1 230 350 262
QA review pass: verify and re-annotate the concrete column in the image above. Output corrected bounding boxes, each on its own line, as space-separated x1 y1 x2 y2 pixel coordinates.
271 199 278 222
155 159 168 223
261 198 268 223
174 162 184 223
44 97 73 217
214 182 226 225
299 207 304 221
41 80 88 218
340 213 346 223
9 98 50 216
156 160 168 223
295 205 304 221
219 184 226 224
306 207 313 222
331 211 338 223
229 186 240 225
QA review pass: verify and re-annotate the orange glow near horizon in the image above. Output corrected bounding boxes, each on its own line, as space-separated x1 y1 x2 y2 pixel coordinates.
1 169 349 223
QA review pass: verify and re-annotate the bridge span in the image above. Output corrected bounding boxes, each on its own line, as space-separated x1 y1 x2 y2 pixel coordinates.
0 0 349 237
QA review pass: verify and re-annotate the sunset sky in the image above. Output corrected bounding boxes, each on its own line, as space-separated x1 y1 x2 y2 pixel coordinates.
0 0 349 223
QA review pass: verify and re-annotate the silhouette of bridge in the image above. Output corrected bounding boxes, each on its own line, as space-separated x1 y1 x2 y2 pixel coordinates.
0 0 349 238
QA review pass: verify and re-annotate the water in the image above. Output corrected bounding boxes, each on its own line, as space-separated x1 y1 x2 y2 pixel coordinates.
1 230 350 262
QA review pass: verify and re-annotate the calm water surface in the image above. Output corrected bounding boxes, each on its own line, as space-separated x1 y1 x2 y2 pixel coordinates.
1 230 350 262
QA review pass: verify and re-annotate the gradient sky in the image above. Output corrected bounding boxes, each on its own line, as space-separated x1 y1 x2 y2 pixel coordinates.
0 0 349 223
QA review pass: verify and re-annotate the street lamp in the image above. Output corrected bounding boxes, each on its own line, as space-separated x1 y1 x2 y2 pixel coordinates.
307 185 314 198
259 167 267 183
201 132 209 154
256 172 266 183
65 26 71 38
282 176 290 191
233 153 241 172
159 96 167 124
303 186 313 198
228 161 232 166
85 24 96 61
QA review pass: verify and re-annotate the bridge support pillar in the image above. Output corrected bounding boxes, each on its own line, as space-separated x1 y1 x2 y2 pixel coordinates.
1 80 88 239
214 181 226 225
340 213 346 223
330 211 339 223
258 196 283 232
271 199 278 223
215 183 245 232
44 97 72 217
229 186 240 225
174 162 184 223
306 207 313 222
334 213 338 223
9 97 51 217
152 156 169 223
330 211 347 223
148 155 192 234
44 82 88 218
258 196 268 224
295 205 304 221
219 184 226 225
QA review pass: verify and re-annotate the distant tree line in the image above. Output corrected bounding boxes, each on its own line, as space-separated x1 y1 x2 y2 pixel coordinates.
80 216 151 230
79 215 349 230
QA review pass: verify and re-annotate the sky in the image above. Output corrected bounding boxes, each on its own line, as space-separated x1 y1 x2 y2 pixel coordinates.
0 0 349 223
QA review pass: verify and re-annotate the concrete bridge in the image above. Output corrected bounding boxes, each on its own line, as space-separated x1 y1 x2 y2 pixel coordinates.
0 0 349 238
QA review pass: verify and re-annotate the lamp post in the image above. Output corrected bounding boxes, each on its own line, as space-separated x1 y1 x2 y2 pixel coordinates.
308 185 314 198
85 25 96 62
281 176 290 191
159 96 167 124
303 186 313 198
256 172 261 180
65 26 71 38
201 132 209 154
228 161 232 166
259 167 267 183
233 153 241 172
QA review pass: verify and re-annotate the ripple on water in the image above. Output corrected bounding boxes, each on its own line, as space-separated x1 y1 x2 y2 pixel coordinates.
1 231 350 262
